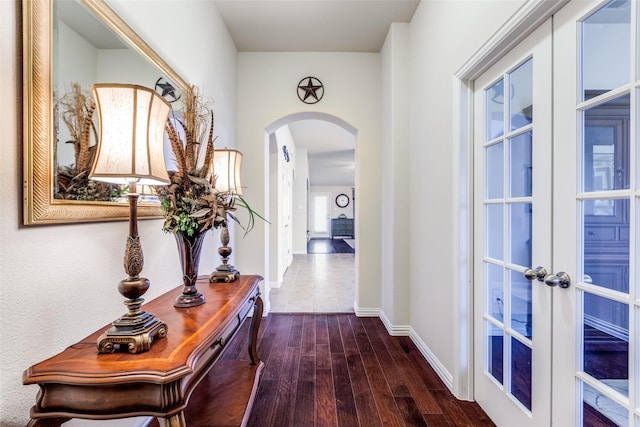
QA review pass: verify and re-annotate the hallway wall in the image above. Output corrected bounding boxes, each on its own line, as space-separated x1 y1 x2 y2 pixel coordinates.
236 52 382 312
407 0 525 397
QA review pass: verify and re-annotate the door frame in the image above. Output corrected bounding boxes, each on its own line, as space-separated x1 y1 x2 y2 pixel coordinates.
452 0 570 400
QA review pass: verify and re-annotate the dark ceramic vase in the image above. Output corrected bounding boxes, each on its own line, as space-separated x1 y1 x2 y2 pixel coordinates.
173 231 207 308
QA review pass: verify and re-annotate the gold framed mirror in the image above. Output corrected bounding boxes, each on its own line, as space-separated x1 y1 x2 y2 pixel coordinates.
23 0 189 225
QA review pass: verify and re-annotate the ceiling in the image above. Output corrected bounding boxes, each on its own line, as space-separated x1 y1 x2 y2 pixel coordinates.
288 120 356 186
214 0 420 186
213 0 420 53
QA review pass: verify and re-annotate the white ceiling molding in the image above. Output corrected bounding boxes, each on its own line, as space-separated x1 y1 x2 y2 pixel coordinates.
455 0 570 81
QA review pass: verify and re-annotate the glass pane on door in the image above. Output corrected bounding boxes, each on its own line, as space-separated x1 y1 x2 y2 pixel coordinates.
583 293 629 392
509 60 533 130
583 95 630 193
582 198 630 293
581 0 630 102
582 381 629 426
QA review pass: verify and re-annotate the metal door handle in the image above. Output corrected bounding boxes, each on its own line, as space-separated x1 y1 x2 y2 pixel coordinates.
524 266 547 282
544 272 571 289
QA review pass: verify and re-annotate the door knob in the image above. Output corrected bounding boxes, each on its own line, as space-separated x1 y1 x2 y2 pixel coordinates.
524 266 547 282
544 272 571 289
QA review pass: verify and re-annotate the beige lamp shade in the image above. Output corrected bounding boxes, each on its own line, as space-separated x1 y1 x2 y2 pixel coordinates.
89 84 171 186
213 149 243 195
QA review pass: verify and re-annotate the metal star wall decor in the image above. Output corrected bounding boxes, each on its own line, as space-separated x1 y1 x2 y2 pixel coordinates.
297 76 324 104
155 77 182 103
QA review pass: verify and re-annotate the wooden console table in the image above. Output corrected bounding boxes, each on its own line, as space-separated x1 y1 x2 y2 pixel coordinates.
23 275 264 427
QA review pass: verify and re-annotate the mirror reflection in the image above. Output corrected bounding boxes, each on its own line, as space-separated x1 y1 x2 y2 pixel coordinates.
52 0 178 202
23 0 188 224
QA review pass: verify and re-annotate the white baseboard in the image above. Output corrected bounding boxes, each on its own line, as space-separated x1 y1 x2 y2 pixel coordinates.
269 280 282 289
378 311 412 336
356 307 455 393
408 328 454 391
355 307 381 317
353 301 380 317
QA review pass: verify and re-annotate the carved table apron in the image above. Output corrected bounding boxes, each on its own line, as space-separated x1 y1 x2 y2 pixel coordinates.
23 275 264 427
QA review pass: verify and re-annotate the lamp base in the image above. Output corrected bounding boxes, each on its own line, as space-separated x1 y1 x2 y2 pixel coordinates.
97 298 167 354
210 264 240 283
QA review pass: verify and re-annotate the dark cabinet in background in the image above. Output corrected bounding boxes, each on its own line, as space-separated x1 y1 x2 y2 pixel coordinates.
331 217 354 239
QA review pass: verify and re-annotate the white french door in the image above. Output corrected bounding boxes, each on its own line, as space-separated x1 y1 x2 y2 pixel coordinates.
554 0 635 425
474 0 639 425
473 18 553 427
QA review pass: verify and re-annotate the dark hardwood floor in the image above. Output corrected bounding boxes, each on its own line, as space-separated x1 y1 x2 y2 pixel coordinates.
307 238 355 254
144 314 628 426
228 313 495 427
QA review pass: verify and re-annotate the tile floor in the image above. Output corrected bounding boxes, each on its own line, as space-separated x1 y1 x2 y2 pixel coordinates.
268 253 355 313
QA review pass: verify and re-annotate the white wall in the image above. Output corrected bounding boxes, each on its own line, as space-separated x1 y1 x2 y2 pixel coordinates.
380 23 411 328
0 1 237 424
56 20 99 167
236 52 382 312
310 185 356 221
56 19 97 89
407 0 524 397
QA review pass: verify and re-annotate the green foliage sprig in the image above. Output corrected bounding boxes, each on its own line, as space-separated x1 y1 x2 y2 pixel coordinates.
228 194 269 237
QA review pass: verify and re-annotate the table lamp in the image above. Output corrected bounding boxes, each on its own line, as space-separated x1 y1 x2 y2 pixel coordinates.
210 149 243 283
89 83 171 354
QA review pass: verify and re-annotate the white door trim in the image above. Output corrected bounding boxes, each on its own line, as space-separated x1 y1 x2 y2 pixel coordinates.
451 0 570 400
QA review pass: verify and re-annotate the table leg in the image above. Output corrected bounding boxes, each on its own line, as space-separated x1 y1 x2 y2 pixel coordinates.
248 294 263 365
157 411 186 427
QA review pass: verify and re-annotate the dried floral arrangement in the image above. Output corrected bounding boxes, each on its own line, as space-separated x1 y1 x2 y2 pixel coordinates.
54 83 122 201
156 85 265 237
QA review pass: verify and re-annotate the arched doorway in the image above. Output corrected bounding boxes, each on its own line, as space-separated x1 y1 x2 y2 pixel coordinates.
265 112 357 312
